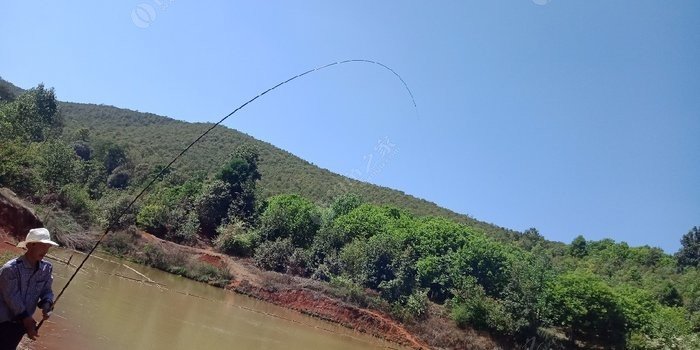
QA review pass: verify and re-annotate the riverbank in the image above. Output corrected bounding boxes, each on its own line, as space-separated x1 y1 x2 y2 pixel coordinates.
1 229 504 350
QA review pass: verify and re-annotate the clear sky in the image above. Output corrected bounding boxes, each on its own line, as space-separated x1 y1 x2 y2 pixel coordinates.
1 1 698 252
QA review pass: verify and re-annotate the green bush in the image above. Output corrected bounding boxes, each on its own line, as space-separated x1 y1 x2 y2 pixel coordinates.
103 230 138 257
184 261 232 287
311 263 332 282
550 272 627 344
0 140 39 195
141 243 168 270
259 194 321 248
254 238 294 272
58 184 95 223
402 290 429 321
167 211 199 245
101 195 139 230
136 204 168 236
286 248 311 277
450 282 516 335
215 221 254 256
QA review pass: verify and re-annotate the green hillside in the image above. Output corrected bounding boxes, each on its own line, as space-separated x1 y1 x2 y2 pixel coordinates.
57 100 517 241
3 79 699 349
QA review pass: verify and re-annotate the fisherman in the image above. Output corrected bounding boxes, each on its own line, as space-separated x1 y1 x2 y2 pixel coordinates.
0 228 58 350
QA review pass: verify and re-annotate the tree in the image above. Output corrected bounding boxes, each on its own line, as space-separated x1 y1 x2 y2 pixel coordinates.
259 194 321 248
550 272 627 345
195 180 232 235
0 140 38 194
677 226 700 269
330 193 363 219
518 227 544 251
569 235 588 258
37 141 79 192
97 142 128 174
339 233 416 301
0 84 61 142
0 81 16 103
216 145 261 224
451 235 514 298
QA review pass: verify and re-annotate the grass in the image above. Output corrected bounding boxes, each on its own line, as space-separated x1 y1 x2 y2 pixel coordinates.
0 251 17 264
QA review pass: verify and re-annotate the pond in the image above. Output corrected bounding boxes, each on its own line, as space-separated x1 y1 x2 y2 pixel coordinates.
24 249 401 350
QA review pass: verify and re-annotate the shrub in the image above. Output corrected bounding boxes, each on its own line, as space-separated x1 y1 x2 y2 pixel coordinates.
287 248 312 277
167 211 199 245
101 195 138 230
35 204 93 250
312 263 332 282
400 290 429 321
215 221 254 257
450 291 516 335
136 204 168 236
550 272 627 344
103 230 138 257
184 260 232 287
254 238 294 272
58 184 95 223
259 194 321 248
141 244 168 270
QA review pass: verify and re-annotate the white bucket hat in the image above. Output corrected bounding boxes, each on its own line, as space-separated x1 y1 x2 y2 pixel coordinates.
17 228 59 248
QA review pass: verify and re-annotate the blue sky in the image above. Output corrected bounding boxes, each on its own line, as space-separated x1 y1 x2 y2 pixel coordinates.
1 1 698 252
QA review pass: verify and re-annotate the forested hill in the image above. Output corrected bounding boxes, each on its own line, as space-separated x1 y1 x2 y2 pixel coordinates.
4 79 700 348
57 100 517 241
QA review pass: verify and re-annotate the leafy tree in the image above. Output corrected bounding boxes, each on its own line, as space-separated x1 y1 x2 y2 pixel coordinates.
254 238 295 272
74 127 90 142
215 220 255 257
550 272 627 345
569 235 588 258
408 216 471 257
0 81 16 103
0 140 39 194
656 282 683 307
332 204 411 242
136 204 169 236
58 184 95 224
339 233 416 301
107 169 130 189
330 193 364 219
416 255 454 303
450 277 516 335
95 141 128 174
76 159 107 199
501 253 555 334
451 235 514 298
217 145 260 224
72 141 92 161
195 180 232 235
0 84 61 142
677 226 700 269
37 141 79 192
517 227 544 251
259 194 321 248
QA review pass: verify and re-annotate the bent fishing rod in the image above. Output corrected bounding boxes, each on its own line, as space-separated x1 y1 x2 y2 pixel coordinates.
37 59 417 331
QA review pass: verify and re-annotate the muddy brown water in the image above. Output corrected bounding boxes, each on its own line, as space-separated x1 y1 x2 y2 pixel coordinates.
23 249 402 350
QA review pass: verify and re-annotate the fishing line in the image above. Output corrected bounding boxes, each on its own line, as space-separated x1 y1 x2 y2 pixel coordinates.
37 59 417 331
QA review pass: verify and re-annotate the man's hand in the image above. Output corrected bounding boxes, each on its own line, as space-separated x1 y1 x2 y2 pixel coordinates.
42 309 52 321
22 316 38 340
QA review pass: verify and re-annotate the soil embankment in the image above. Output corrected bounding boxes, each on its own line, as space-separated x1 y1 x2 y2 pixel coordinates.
140 232 431 349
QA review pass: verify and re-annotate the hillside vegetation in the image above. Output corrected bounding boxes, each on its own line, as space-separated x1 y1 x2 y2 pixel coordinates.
1 80 699 349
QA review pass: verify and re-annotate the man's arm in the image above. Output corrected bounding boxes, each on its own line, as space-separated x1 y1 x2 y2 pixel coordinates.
38 264 54 316
0 264 30 320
